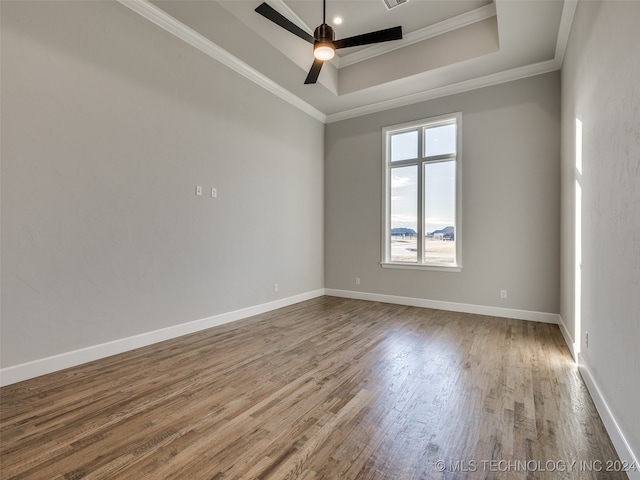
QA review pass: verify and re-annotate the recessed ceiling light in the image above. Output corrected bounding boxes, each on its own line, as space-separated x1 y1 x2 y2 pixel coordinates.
333 16 343 25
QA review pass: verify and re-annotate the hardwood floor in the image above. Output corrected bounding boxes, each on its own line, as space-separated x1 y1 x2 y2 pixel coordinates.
0 297 625 479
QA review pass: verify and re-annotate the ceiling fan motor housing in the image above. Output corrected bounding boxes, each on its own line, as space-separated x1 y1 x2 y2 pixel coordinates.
314 23 335 43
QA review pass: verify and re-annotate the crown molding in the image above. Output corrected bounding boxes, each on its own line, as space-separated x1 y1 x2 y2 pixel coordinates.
325 58 561 123
336 3 497 68
554 0 579 67
260 1 496 70
116 0 326 123
326 0 578 123
117 0 577 125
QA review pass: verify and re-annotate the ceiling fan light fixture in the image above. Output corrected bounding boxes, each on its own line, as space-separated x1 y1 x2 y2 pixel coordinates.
313 23 335 61
314 41 335 61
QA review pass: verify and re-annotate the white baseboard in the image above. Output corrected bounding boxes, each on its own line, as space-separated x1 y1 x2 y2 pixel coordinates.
3 289 636 477
0 289 325 387
557 314 579 361
327 290 638 477
324 288 561 324
578 356 640 480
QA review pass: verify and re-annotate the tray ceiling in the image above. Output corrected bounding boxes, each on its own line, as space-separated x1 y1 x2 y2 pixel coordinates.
120 0 576 122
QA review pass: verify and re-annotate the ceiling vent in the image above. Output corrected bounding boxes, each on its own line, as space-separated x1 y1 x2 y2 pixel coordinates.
382 0 408 10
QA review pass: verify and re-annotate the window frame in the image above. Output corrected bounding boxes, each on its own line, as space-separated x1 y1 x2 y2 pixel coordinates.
381 112 463 272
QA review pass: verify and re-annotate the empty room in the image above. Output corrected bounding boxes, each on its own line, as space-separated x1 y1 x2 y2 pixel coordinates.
1 0 638 478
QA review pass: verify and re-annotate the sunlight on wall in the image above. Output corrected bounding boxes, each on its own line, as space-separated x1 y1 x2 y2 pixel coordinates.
574 117 583 355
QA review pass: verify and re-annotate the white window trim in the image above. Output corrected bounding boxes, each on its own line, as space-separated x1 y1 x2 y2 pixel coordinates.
381 112 463 272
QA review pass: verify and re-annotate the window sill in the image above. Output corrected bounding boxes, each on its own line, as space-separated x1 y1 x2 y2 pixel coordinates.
380 262 462 273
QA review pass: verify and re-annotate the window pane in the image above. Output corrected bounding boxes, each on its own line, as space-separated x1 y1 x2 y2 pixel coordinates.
424 124 456 157
424 161 456 264
390 165 417 262
390 130 418 162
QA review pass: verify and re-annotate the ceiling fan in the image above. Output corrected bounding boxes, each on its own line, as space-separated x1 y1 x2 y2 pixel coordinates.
255 0 403 84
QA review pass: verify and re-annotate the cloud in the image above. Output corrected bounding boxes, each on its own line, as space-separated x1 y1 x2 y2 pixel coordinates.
391 173 416 188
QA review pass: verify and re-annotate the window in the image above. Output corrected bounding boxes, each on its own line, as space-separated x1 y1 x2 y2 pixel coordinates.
382 113 462 270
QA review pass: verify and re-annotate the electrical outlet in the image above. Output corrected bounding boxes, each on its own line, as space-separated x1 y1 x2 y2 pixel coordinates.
196 185 202 196
211 187 217 198
500 290 507 299
355 277 361 285
274 283 278 293
585 331 589 348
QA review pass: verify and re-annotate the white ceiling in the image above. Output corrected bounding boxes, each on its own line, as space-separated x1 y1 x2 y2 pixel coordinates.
120 0 576 122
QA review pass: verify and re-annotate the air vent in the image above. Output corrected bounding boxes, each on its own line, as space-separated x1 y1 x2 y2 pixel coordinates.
382 0 408 10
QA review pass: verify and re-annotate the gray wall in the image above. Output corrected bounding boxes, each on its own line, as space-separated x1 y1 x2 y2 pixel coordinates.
1 1 324 367
325 72 561 314
560 0 640 460
2 0 637 462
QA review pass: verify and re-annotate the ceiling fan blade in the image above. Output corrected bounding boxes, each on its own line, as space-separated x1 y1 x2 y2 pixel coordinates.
334 26 402 50
255 2 314 44
304 58 324 84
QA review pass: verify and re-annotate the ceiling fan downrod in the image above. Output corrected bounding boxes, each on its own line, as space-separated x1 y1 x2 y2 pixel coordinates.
313 0 335 61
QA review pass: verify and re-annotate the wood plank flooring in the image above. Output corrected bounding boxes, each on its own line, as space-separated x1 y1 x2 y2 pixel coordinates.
0 296 626 479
